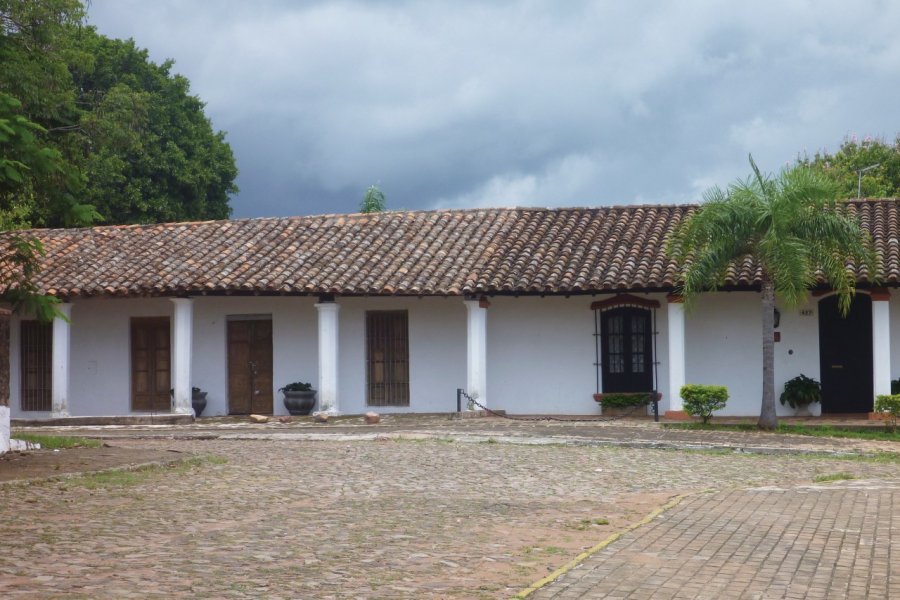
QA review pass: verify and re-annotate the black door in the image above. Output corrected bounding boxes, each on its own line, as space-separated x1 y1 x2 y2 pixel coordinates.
818 294 873 413
601 307 653 393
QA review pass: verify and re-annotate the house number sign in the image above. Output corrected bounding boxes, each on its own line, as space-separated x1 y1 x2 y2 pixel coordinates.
799 309 814 316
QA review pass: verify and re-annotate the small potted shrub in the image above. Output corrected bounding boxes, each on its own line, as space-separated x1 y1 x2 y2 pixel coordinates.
191 387 208 417
592 392 660 416
279 381 317 415
680 384 728 424
171 386 209 417
780 374 822 417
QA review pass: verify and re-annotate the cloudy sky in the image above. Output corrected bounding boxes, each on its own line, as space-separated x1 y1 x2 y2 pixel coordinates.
88 0 900 218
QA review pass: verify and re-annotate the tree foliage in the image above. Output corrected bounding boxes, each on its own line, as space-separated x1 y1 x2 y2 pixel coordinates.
799 135 900 199
1 0 237 228
668 156 876 429
360 185 386 213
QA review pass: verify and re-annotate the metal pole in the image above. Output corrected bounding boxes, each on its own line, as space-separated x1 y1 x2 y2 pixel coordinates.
457 388 462 413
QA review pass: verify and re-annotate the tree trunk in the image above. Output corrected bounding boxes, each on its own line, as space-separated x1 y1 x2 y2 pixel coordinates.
758 279 778 430
0 305 10 453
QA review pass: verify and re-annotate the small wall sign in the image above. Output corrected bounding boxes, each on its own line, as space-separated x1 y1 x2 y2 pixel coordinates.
799 309 814 316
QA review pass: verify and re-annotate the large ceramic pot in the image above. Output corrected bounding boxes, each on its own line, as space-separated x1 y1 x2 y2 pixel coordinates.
192 391 208 417
283 390 317 416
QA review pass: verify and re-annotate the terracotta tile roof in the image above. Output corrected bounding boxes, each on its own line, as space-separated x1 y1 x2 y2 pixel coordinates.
5 199 898 299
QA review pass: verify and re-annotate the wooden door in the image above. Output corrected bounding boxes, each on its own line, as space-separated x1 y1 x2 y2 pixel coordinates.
227 319 273 414
131 317 171 411
818 294 873 413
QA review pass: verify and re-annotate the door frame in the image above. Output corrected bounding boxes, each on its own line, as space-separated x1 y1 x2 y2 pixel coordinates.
817 292 873 413
226 316 274 415
130 316 172 412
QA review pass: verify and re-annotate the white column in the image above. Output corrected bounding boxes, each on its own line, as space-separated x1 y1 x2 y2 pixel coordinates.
171 298 194 415
465 298 488 408
1 305 10 453
51 303 73 417
872 290 891 407
666 295 686 415
315 301 340 414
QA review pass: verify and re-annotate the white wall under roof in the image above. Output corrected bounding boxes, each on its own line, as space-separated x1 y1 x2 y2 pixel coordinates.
7 291 894 418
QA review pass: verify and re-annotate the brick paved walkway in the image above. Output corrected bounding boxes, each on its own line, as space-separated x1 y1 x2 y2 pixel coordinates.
533 479 900 599
1 436 898 598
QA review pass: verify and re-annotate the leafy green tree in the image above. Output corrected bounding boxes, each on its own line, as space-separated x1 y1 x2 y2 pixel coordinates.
2 0 238 227
669 157 876 430
69 30 238 224
800 135 900 199
360 185 386 213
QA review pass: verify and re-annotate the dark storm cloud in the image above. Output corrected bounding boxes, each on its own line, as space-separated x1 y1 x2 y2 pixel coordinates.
88 0 900 218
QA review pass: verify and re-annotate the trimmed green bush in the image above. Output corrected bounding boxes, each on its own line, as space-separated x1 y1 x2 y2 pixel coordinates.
592 392 658 408
779 375 821 409
680 384 729 424
875 394 900 432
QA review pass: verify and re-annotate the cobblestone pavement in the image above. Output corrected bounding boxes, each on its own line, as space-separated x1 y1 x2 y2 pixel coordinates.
1 437 898 599
534 478 900 599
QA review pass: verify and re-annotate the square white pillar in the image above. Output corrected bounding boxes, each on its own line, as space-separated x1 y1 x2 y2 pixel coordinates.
872 289 891 407
51 302 73 417
666 295 686 415
464 298 488 408
1 304 10 453
171 298 194 415
315 301 340 414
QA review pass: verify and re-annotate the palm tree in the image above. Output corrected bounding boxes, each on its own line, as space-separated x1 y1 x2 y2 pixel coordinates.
668 156 877 430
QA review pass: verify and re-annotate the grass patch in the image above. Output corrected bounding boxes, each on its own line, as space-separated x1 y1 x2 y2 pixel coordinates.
813 472 856 483
664 422 900 442
69 455 227 489
13 433 102 449
569 517 610 530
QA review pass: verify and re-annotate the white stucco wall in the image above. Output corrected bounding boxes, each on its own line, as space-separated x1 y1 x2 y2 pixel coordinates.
8 290 884 419
684 292 822 417
485 295 671 415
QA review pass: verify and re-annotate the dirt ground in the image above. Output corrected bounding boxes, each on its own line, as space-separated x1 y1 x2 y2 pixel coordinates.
0 444 191 483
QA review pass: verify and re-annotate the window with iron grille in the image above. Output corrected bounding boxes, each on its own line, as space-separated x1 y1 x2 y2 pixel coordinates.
366 311 410 406
599 307 653 393
20 320 52 411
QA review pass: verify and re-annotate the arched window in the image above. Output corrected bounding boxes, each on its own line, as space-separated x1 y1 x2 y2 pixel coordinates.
591 295 658 394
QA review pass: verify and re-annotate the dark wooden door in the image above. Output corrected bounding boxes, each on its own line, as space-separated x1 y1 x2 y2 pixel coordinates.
818 294 873 413
131 317 171 411
601 307 653 393
227 319 273 414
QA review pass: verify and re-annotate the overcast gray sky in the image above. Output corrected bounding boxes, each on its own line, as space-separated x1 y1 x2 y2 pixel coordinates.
87 0 900 218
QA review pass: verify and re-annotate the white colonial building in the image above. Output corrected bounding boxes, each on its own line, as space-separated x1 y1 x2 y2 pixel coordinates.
2 201 897 442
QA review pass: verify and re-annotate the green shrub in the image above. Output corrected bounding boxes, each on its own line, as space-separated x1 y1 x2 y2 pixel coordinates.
279 381 313 392
680 384 729 424
874 394 900 432
780 375 821 409
593 392 657 408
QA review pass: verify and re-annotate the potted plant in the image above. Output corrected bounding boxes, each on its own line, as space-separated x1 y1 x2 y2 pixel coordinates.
171 387 209 417
592 392 659 416
191 387 208 417
780 374 821 417
279 381 317 415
